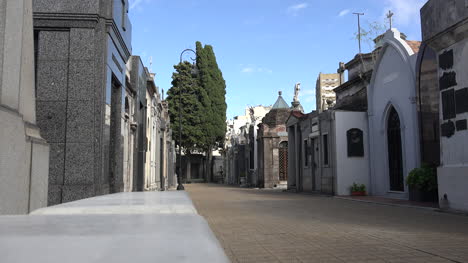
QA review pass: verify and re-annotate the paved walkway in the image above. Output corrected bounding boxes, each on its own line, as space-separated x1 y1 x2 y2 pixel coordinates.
186 184 468 263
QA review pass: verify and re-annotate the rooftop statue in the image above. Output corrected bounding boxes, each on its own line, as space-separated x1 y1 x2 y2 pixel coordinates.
293 83 301 102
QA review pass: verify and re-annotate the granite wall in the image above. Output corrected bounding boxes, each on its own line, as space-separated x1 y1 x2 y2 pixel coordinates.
33 0 132 205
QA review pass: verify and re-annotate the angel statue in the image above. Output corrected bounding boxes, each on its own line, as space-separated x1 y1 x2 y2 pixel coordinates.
293 83 301 102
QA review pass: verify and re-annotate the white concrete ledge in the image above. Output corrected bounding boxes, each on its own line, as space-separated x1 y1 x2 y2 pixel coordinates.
32 191 198 215
0 192 230 263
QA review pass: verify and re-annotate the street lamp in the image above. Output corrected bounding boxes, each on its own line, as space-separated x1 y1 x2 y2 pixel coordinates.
177 49 198 191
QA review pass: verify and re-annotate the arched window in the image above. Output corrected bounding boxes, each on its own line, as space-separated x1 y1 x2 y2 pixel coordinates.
387 107 404 192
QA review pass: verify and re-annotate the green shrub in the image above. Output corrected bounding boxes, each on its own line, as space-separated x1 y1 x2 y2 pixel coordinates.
406 164 437 191
350 183 366 192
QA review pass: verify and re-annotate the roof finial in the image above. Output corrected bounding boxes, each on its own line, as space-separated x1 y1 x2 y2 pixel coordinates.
279 91 282 96
387 10 394 29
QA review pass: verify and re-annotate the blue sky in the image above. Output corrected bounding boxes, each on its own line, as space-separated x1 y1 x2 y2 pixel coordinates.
129 0 427 119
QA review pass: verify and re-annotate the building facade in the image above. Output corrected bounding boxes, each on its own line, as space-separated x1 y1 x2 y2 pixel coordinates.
257 92 291 188
33 0 132 205
316 73 342 112
0 0 49 215
367 29 421 199
421 0 468 212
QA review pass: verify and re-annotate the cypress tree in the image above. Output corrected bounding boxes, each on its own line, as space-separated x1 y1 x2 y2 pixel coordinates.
196 41 227 150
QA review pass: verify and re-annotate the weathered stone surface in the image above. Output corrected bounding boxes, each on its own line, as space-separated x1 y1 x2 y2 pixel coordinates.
36 101 67 143
48 143 65 185
64 143 94 185
0 0 5 89
69 29 95 60
421 0 468 42
37 31 69 60
33 0 99 14
36 60 68 101
68 60 95 100
47 185 62 206
66 100 94 142
61 184 95 203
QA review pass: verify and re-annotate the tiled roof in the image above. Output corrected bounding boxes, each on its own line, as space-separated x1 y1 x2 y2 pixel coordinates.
272 95 289 109
405 40 421 54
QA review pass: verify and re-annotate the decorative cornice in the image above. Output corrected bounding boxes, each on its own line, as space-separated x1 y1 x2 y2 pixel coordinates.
33 12 131 58
33 12 100 23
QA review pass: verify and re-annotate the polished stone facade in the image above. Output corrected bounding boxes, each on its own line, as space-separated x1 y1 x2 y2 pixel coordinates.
33 0 132 205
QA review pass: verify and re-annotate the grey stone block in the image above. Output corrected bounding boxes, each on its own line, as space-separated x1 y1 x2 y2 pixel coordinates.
33 0 99 14
68 60 95 100
66 100 94 143
64 143 94 185
38 31 69 60
48 143 65 185
70 29 95 60
36 60 68 101
36 101 67 143
61 184 95 203
47 185 62 206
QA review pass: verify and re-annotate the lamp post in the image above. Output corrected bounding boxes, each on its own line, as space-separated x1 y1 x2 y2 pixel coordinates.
177 49 198 191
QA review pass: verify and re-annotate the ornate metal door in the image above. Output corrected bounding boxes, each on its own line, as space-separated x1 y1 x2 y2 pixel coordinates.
279 142 288 181
387 107 404 192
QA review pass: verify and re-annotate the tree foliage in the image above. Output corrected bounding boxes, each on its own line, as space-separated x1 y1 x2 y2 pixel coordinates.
196 41 227 150
354 21 386 52
166 61 205 154
166 42 227 154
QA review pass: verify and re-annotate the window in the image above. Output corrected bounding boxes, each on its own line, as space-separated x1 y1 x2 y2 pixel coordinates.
323 134 329 165
122 0 126 31
304 139 309 167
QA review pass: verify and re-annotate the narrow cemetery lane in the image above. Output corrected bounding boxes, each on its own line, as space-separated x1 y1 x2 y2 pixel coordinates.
186 184 468 263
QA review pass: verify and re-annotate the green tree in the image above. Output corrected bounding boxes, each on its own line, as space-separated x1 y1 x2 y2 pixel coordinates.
166 61 205 154
196 41 227 150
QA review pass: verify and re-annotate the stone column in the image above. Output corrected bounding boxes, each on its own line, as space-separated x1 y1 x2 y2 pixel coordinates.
0 0 49 215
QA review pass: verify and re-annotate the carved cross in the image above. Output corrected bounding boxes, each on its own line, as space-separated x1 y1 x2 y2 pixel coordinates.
387 10 394 29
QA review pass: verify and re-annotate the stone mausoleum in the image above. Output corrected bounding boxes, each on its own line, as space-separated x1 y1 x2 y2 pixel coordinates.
33 0 132 205
257 92 291 188
422 0 468 212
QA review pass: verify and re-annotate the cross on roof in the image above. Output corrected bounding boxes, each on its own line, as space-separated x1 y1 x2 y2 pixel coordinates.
387 10 394 29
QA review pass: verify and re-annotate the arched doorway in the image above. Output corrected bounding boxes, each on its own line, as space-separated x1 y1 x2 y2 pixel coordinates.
387 107 404 191
279 141 288 181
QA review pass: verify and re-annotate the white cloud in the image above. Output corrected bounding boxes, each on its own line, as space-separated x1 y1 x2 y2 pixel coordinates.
287 3 308 16
241 67 255 73
382 0 426 27
241 66 273 74
338 9 350 17
129 0 154 10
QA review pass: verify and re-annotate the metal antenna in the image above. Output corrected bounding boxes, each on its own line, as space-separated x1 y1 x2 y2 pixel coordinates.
353 12 364 54
387 10 394 29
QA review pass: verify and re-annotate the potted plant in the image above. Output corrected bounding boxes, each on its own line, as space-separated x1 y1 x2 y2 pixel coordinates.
406 164 438 202
350 183 366 196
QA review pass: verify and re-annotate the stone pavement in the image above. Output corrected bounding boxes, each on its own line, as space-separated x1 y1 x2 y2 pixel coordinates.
186 184 468 263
